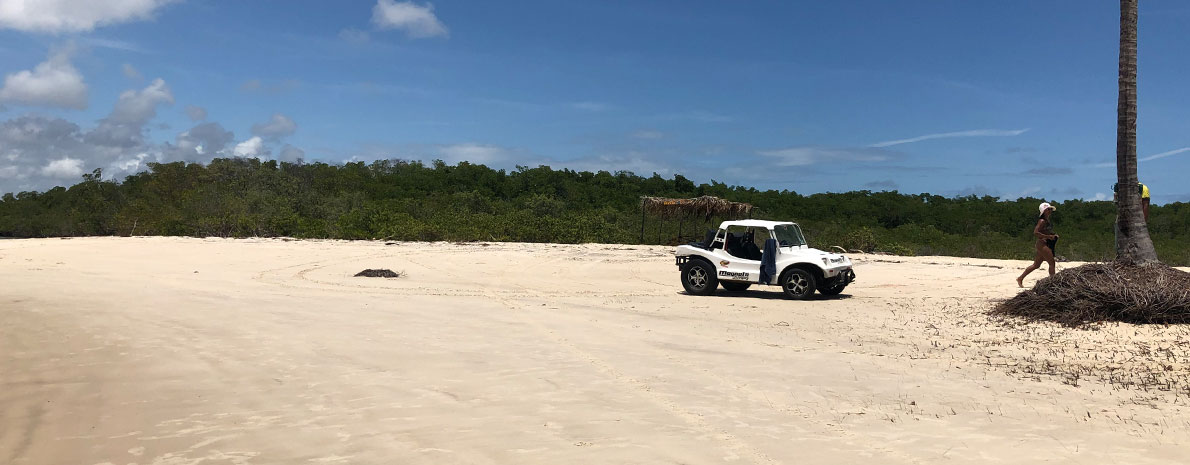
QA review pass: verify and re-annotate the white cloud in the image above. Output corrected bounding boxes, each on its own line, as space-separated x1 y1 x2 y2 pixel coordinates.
437 143 510 164
947 185 1000 198
0 93 234 193
0 48 88 109
111 152 148 172
0 114 162 190
82 37 148 53
250 113 297 139
1050 187 1083 198
870 128 1030 148
339 27 370 44
863 180 898 191
1093 147 1190 168
372 0 448 38
356 142 532 167
40 157 83 178
279 144 305 162
0 115 83 148
108 78 172 123
184 104 206 122
87 78 173 147
559 152 675 176
121 63 141 80
0 0 175 33
1138 147 1190 163
437 144 674 176
758 146 894 167
1093 192 1108 201
1018 186 1042 198
168 122 233 161
233 136 266 158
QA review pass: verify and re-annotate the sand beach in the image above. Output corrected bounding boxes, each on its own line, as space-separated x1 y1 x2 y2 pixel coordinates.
2 237 1189 464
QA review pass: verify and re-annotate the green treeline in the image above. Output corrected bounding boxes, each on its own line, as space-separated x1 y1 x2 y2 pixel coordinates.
1 157 1188 265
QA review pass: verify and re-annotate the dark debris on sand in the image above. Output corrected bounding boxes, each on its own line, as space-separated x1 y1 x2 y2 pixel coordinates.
995 262 1190 326
354 269 401 278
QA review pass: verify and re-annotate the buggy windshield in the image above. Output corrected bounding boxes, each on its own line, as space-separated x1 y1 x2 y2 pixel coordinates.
773 224 807 247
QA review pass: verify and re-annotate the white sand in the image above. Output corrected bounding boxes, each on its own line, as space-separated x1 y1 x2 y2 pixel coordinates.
2 237 1189 464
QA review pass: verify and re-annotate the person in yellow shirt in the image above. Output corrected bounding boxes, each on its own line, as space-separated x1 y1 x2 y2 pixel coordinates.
1141 182 1150 222
1112 182 1151 222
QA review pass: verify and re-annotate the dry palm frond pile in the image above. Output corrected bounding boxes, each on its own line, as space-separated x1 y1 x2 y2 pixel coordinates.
640 195 754 219
995 263 1190 326
354 269 401 278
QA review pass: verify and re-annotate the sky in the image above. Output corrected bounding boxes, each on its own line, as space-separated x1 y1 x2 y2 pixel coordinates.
2 1 1190 204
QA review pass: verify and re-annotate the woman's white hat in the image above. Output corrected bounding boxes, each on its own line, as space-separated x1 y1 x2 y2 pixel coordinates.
1038 202 1055 215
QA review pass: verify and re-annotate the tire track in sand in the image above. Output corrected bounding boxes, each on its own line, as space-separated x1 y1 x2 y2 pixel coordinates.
253 247 924 463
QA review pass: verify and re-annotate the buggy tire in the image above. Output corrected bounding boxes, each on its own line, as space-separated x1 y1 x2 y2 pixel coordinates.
780 268 816 300
720 281 751 292
681 259 718 296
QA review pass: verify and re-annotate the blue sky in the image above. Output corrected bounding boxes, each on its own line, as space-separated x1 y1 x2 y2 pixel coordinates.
1 1 1189 203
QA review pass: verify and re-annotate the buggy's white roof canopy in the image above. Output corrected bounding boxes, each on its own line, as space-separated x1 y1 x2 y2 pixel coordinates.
718 219 796 229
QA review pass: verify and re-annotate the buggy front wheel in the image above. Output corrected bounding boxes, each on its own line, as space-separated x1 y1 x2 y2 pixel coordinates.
680 260 718 296
780 268 816 300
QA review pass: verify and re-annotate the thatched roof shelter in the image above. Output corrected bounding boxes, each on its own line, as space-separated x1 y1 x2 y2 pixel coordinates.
640 195 754 220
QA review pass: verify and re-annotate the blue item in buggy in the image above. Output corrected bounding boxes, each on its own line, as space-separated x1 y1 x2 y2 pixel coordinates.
759 238 778 284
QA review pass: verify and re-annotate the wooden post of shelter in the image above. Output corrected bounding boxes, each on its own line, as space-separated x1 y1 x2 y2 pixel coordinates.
639 202 646 244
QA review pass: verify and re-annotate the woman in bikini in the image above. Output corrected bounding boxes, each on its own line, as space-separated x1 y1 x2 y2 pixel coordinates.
1017 202 1059 287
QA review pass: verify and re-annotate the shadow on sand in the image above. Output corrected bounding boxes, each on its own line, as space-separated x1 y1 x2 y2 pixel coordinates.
677 289 853 301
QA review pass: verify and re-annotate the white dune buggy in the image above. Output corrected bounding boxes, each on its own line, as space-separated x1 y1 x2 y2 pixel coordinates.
674 220 855 299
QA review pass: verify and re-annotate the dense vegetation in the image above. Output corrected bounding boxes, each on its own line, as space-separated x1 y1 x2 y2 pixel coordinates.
2 158 1188 265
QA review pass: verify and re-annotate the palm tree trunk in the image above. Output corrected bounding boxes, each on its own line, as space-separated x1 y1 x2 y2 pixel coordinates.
1115 0 1159 264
